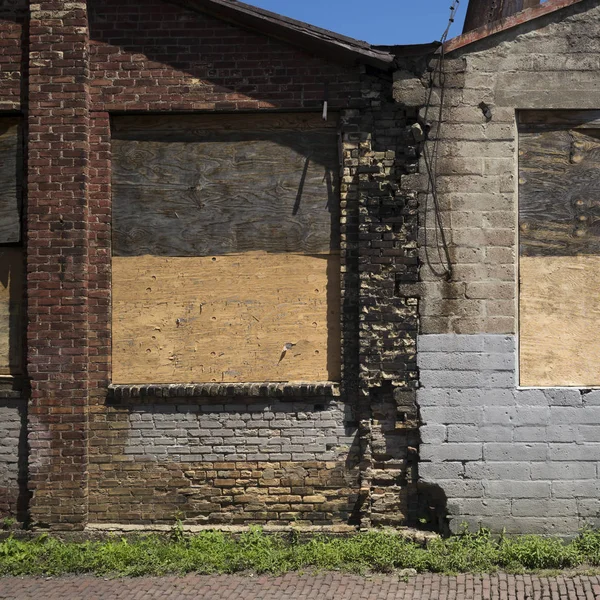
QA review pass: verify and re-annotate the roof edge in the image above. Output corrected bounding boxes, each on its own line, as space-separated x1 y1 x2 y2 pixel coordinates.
165 0 396 70
444 0 585 54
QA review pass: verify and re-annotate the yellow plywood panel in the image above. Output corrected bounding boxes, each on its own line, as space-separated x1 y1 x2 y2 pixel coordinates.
0 248 23 375
520 255 600 386
112 252 341 384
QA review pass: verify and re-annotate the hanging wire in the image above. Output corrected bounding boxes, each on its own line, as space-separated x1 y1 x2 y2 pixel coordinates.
421 0 461 281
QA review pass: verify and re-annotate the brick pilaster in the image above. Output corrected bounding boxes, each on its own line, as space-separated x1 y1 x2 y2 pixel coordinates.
27 1 91 529
353 72 421 527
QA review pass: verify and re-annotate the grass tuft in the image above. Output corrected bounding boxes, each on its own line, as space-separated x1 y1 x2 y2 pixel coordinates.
1 526 600 577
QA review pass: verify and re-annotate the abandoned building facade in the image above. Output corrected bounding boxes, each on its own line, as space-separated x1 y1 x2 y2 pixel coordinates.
0 0 599 534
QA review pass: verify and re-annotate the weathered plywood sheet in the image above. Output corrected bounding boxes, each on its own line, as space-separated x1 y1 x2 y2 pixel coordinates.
112 115 339 256
520 256 600 387
519 129 600 257
519 110 600 129
0 248 23 375
519 124 600 386
0 119 21 244
112 253 341 384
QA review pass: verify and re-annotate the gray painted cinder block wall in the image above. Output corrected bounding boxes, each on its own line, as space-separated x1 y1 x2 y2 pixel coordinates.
412 1 600 535
418 334 600 535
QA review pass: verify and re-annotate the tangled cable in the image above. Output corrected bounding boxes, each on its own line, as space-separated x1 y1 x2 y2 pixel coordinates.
421 0 461 281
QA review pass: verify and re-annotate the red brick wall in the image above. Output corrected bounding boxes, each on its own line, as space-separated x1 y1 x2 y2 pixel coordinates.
27 0 91 529
1 0 377 529
0 1 26 111
88 0 362 112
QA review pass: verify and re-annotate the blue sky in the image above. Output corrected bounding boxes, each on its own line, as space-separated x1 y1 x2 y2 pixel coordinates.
246 1 470 45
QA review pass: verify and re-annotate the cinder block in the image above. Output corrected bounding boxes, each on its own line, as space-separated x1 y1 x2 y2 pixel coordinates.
549 443 600 461
481 352 514 370
484 442 547 462
530 461 596 480
582 391 600 405
420 406 483 425
419 388 513 408
418 352 484 371
417 334 485 353
549 407 592 425
552 480 600 499
465 461 531 481
447 425 511 443
513 426 547 442
458 498 512 516
544 389 583 407
512 499 578 518
484 480 551 499
546 425 580 443
576 498 600 517
434 479 485 498
486 371 516 388
484 335 515 353
419 462 466 480
514 390 549 406
513 407 550 426
419 370 492 389
419 442 482 462
420 425 447 444
479 517 580 536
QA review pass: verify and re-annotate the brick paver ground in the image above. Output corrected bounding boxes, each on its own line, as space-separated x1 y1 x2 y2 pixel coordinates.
0 573 599 599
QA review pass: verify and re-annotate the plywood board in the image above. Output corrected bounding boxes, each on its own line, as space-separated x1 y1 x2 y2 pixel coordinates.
112 253 341 384
519 124 600 386
520 255 600 386
519 129 600 257
0 248 23 375
0 119 21 244
519 110 600 129
112 115 339 257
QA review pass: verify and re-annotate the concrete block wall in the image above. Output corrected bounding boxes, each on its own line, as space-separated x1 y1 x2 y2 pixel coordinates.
414 0 600 536
418 334 600 534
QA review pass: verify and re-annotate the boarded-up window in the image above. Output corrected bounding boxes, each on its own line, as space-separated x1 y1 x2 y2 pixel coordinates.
111 114 341 384
0 118 23 377
519 111 600 386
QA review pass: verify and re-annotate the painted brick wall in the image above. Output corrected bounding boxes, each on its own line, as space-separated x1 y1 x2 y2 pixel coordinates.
0 398 26 519
89 398 362 525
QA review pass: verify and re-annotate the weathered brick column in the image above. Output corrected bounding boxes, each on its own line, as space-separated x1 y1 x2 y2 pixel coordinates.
27 1 91 529
344 71 421 527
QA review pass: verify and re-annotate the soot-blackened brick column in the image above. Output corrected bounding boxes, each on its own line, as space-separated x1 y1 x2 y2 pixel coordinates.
354 72 421 527
27 1 91 529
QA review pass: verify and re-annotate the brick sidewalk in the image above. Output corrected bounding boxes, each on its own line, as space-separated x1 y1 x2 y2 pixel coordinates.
0 573 599 599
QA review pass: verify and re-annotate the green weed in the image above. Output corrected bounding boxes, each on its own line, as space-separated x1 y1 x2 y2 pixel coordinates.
0 527 600 577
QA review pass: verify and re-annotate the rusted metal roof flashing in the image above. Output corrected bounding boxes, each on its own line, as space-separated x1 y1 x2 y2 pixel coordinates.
165 0 397 70
445 0 586 53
